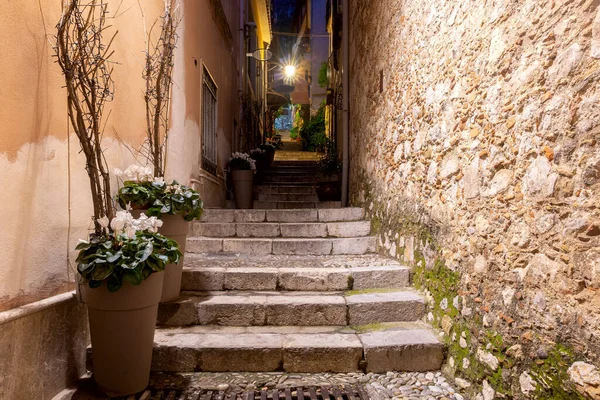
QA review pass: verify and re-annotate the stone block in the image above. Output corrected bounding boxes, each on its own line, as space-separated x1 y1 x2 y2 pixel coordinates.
277 201 317 209
223 268 278 290
152 333 201 372
266 210 319 222
196 294 267 326
360 329 443 372
233 210 266 223
194 223 236 237
331 237 376 255
197 334 283 372
265 294 347 326
351 266 410 289
201 209 235 223
283 334 363 372
278 268 350 291
181 267 225 291
186 238 223 253
236 223 281 238
222 238 272 254
346 291 425 324
280 223 328 238
253 201 279 209
318 208 365 222
327 221 371 237
157 299 199 326
272 239 332 255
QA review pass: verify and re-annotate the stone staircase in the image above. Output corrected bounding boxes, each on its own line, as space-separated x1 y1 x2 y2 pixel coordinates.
253 160 341 209
149 207 444 374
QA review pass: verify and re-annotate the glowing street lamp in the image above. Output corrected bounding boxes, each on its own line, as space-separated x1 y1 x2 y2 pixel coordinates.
284 65 296 78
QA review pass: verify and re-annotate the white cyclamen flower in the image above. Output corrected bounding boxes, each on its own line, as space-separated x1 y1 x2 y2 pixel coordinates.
97 215 110 229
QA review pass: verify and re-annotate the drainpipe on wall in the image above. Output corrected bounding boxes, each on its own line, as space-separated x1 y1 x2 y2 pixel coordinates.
341 0 349 207
238 0 246 153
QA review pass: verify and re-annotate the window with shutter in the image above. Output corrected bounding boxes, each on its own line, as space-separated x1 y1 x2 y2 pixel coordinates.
202 67 218 175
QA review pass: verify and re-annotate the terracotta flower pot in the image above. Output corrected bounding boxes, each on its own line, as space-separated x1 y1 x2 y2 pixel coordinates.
156 214 189 302
81 271 164 397
130 211 189 302
231 169 254 209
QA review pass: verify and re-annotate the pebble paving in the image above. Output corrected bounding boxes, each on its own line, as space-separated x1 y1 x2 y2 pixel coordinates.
149 371 465 400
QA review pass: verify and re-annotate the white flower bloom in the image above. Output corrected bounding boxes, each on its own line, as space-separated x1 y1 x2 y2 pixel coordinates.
121 164 155 182
126 225 137 239
153 176 165 185
97 215 110 228
113 168 123 178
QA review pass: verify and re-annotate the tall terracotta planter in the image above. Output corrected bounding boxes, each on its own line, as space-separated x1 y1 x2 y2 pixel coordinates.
130 211 189 302
231 169 254 209
82 271 164 397
157 214 189 302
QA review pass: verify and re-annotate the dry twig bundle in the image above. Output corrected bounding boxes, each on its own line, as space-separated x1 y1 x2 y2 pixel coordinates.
143 0 181 177
55 0 117 233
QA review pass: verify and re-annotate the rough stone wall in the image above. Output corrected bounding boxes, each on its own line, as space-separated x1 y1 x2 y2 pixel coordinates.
349 0 600 398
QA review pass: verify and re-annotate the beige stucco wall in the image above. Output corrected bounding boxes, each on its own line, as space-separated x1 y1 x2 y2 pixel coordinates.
0 0 170 310
166 0 239 207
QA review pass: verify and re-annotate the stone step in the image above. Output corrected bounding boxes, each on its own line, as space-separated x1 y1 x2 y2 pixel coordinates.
255 185 317 195
186 236 376 255
253 201 341 209
261 176 318 184
257 193 320 202
193 221 371 238
200 208 365 223
181 264 410 292
149 324 443 373
157 290 425 327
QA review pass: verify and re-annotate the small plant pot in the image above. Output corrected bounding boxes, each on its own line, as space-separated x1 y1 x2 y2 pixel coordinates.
267 151 275 166
82 271 165 397
130 211 189 302
316 181 341 202
231 169 255 209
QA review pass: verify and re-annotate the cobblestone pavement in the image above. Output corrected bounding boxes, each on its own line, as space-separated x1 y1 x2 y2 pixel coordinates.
148 371 466 400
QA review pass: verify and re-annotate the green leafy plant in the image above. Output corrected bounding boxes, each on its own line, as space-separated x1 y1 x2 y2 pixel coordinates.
115 166 203 221
116 180 203 222
318 62 329 88
290 127 299 140
318 138 341 177
250 148 269 170
259 143 276 154
76 212 181 292
301 103 327 152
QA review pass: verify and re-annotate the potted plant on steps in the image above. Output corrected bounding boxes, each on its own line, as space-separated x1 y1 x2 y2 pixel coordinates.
54 1 180 395
260 142 277 166
316 139 342 201
77 212 180 396
228 152 256 209
121 0 203 303
115 165 203 302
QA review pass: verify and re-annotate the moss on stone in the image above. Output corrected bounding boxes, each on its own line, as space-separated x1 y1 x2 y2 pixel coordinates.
530 344 586 399
345 288 401 296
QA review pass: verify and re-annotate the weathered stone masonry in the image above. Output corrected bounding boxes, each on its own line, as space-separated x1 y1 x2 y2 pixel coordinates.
349 0 600 398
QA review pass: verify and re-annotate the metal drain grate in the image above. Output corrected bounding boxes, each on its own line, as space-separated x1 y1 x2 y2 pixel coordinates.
127 385 370 400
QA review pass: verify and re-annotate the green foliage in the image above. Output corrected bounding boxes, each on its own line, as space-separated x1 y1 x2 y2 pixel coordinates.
117 181 204 221
301 104 327 152
530 344 586 399
259 143 276 154
318 62 329 88
76 231 181 292
290 127 299 140
318 139 341 177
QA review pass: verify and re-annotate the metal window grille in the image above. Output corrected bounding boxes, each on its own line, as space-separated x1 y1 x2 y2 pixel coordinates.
202 67 218 175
